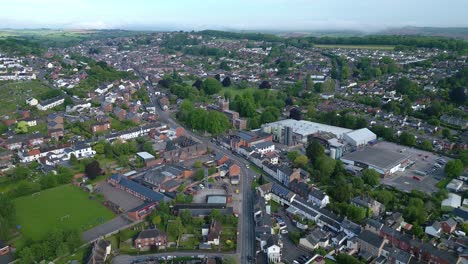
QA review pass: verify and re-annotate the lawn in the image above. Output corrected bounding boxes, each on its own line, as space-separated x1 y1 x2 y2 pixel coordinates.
315 44 395 50
14 184 115 241
0 81 54 116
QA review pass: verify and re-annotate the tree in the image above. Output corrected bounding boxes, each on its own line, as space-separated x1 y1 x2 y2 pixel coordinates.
322 79 336 93
194 169 205 181
219 61 231 71
449 87 467 104
306 140 325 163
293 155 309 168
362 169 380 187
194 160 202 168
15 121 28 134
442 128 451 139
221 76 232 87
85 160 101 180
0 122 7 134
445 159 464 178
192 79 203 90
259 80 272 89
202 77 222 95
420 140 433 151
459 150 468 166
315 155 336 179
69 154 78 165
399 132 416 146
404 198 427 225
287 151 299 161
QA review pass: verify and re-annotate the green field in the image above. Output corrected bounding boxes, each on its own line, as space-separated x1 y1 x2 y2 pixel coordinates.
14 184 114 241
0 81 54 115
315 44 395 50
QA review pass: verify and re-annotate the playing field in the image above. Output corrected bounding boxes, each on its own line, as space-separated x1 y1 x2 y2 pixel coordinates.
315 44 395 50
14 184 115 241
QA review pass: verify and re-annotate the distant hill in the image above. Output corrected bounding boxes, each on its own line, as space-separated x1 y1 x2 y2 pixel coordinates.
378 26 468 40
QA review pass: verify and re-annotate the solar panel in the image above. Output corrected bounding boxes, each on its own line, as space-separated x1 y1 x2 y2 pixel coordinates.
272 184 289 197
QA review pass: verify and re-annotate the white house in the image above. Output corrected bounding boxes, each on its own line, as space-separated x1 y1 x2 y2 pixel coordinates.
308 188 330 208
26 97 38 106
267 244 281 263
253 142 275 155
24 118 37 127
37 96 65 111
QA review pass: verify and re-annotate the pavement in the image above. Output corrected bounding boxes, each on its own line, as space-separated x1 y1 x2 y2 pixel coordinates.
97 182 143 211
82 215 132 242
144 80 257 263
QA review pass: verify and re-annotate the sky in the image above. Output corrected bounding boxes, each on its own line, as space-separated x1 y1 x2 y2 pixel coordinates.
1 0 468 31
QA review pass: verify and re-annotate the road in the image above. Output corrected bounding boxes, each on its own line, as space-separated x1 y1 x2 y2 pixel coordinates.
112 252 236 264
143 78 256 263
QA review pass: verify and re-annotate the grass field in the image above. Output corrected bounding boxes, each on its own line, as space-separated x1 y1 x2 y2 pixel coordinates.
0 81 54 115
315 44 395 50
14 184 114 241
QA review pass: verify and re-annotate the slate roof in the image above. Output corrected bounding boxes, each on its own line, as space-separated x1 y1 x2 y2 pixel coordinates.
357 230 385 248
137 229 166 240
109 174 165 202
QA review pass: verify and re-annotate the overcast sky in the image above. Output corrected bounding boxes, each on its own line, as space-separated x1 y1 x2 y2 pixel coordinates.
1 0 468 31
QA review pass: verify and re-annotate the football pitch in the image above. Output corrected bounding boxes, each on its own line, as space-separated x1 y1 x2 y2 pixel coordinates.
14 184 115 240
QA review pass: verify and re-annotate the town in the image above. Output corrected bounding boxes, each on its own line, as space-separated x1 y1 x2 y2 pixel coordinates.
0 15 467 264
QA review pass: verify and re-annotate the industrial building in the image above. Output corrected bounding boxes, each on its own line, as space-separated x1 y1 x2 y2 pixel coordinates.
340 147 410 176
343 128 377 147
261 119 352 144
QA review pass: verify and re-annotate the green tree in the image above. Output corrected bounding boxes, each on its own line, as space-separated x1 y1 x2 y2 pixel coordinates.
194 160 202 168
459 150 468 166
15 121 29 134
293 155 309 168
322 79 336 93
399 132 416 146
362 169 380 187
85 160 101 180
0 122 7 134
445 159 464 178
420 140 433 151
194 169 205 181
202 77 222 95
306 140 325 163
287 151 299 161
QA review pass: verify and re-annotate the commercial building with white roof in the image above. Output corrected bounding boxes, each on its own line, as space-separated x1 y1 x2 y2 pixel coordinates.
261 119 352 144
343 128 377 147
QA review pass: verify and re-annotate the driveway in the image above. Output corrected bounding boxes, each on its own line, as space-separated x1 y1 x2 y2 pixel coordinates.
82 215 132 242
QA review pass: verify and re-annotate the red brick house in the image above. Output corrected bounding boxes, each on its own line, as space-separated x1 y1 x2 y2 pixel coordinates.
127 202 158 221
440 218 457 234
91 122 111 133
134 229 167 250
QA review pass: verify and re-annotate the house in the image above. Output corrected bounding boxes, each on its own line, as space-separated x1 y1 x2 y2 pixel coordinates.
252 141 275 155
308 188 330 208
228 161 241 185
26 97 38 106
357 230 387 260
23 117 37 127
425 222 442 238
260 234 282 264
446 179 464 192
351 195 385 217
206 221 221 246
91 122 111 133
86 239 111 264
442 193 462 208
37 96 65 111
134 229 167 250
299 228 330 251
440 218 457 234
127 202 158 221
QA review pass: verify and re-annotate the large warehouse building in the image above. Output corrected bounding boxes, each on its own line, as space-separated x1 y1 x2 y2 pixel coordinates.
340 147 410 176
261 119 376 148
343 128 377 147
261 119 352 144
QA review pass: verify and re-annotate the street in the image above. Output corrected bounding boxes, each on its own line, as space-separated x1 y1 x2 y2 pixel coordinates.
143 78 256 263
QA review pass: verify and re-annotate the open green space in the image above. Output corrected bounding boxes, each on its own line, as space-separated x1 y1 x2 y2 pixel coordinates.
14 184 114 241
315 44 395 50
0 81 54 115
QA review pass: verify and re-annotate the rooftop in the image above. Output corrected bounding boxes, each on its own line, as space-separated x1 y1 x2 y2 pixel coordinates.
341 147 410 172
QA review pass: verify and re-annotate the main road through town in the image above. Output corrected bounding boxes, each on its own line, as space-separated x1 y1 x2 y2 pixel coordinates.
140 76 256 264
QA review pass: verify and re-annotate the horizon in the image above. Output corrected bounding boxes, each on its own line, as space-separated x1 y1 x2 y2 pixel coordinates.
1 0 468 32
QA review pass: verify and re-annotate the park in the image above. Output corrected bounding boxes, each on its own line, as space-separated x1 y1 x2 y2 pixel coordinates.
14 184 115 241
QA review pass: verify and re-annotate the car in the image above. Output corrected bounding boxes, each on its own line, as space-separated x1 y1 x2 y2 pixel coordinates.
199 184 205 189
280 229 288 234
413 176 421 181
455 230 466 236
246 164 250 168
